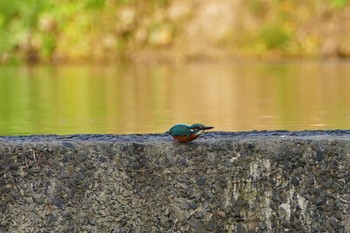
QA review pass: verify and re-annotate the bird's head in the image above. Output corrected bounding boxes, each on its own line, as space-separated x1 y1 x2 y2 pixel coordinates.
190 124 214 135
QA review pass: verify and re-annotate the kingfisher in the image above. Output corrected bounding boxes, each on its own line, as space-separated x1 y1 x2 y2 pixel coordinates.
165 123 214 143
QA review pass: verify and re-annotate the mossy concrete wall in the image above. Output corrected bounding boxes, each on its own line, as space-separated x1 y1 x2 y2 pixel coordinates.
0 131 349 232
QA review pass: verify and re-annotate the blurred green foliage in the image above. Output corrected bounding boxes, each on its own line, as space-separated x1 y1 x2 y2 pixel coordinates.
260 24 290 50
0 0 108 62
0 0 349 63
330 0 350 8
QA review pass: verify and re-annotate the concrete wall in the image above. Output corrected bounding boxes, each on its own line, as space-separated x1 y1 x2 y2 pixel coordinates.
0 132 349 232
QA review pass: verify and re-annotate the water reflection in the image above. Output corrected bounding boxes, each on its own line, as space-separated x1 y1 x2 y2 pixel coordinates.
0 62 350 135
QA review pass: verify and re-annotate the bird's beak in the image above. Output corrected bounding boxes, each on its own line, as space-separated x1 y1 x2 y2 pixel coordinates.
203 126 214 130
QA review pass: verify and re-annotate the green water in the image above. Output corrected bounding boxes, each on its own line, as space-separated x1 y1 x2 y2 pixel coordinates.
1 62 350 136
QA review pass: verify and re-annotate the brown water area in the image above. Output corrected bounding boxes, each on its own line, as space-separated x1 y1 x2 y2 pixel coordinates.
0 61 350 135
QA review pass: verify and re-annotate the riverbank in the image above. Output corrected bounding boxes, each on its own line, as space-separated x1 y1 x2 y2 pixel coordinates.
0 131 349 232
2 0 350 64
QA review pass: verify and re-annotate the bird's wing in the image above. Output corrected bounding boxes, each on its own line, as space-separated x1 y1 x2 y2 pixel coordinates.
170 125 191 136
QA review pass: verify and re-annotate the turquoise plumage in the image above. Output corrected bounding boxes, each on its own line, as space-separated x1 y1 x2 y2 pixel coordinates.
166 123 214 142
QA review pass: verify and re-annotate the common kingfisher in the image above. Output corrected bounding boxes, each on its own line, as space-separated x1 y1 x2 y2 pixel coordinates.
166 123 214 143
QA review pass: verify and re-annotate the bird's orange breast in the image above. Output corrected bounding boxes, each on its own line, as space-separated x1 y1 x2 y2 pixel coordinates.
173 134 199 142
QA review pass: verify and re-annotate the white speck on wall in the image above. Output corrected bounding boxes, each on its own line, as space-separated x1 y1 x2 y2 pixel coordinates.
279 203 291 220
230 153 240 162
249 159 270 181
250 162 259 180
263 159 271 174
279 187 295 220
232 178 239 201
223 178 235 208
297 194 307 216
263 190 272 231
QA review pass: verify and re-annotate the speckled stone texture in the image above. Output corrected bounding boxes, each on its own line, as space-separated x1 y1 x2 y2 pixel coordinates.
0 131 350 232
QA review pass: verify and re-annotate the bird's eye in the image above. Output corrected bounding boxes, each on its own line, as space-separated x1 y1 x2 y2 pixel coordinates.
190 129 194 132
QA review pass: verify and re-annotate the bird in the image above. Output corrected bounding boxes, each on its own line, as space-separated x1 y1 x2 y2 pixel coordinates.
165 123 214 143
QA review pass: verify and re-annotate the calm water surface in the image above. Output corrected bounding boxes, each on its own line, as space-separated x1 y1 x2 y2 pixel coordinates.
1 62 350 135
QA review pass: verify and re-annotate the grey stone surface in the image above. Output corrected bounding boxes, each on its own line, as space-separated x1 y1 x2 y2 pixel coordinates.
0 131 350 232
